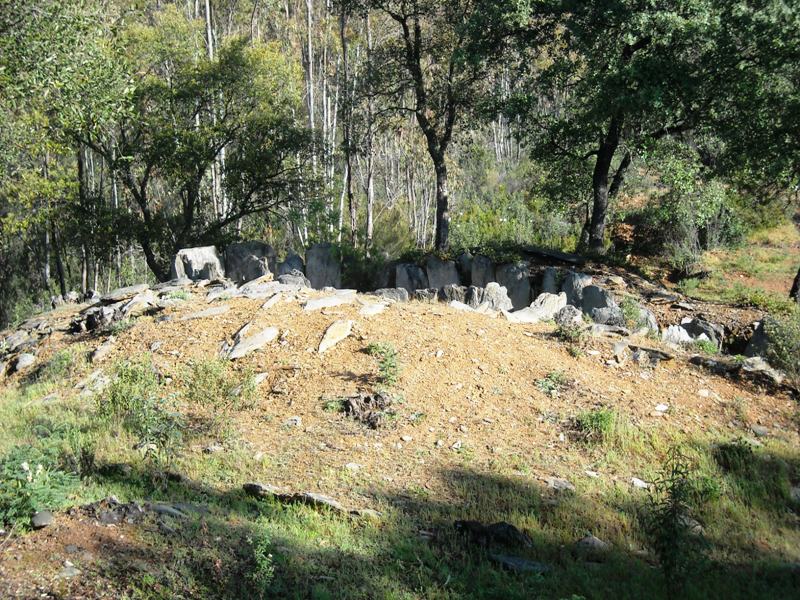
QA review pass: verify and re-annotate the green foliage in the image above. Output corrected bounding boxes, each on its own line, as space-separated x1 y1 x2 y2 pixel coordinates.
366 342 400 387
762 313 800 385
713 439 755 473
574 409 616 444
249 523 276 597
337 245 386 292
0 444 78 528
36 347 87 382
556 323 587 346
692 339 719 356
535 370 568 397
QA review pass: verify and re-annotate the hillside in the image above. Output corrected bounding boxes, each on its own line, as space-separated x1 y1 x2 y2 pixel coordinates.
0 269 798 599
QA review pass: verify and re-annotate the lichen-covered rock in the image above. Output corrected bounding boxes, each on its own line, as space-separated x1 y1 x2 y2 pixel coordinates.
278 253 305 276
504 292 566 324
412 288 439 303
171 246 225 281
561 271 593 307
680 317 724 349
277 270 311 288
225 241 277 284
439 284 467 304
496 262 531 310
372 288 410 302
581 285 624 325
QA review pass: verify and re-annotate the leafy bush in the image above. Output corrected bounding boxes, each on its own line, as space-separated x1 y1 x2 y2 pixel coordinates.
249 523 276 597
184 359 257 412
366 342 400 387
337 244 386 292
0 445 78 528
555 322 587 346
692 339 719 355
762 313 800 385
35 346 88 382
535 370 568 397
713 439 755 473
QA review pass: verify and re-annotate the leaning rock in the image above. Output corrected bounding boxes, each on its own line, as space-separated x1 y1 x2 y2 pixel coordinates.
304 295 353 311
582 286 624 326
319 320 353 353
744 321 769 357
277 270 311 288
372 288 410 303
663 324 693 345
306 243 341 289
225 241 277 284
227 327 279 359
171 246 225 281
562 271 593 307
540 266 559 294
412 288 439 303
496 262 531 310
439 284 467 304
101 283 150 304
278 252 305 276
481 282 514 312
243 483 346 514
395 263 429 293
471 255 495 288
506 292 567 324
425 256 460 289
680 317 724 349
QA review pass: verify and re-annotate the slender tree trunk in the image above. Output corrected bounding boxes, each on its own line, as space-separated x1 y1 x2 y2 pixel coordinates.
433 159 450 252
588 117 622 254
791 265 800 302
51 222 67 297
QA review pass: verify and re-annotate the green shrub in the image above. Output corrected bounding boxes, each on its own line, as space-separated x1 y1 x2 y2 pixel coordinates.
366 342 400 387
535 370 568 397
0 445 78 528
36 347 88 382
692 339 719 355
574 408 616 444
556 323 587 346
763 313 800 384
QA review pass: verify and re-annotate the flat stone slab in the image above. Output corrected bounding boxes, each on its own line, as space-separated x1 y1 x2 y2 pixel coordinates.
181 305 230 321
243 482 346 514
359 303 388 317
101 284 150 304
227 327 279 359
319 320 353 353
304 295 354 312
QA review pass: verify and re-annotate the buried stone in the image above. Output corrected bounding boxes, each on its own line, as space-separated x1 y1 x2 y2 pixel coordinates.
341 390 394 428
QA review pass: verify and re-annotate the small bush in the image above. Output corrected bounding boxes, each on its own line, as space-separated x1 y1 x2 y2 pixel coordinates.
0 445 78 528
574 408 616 444
556 323 587 346
713 438 755 473
762 313 800 385
184 359 257 412
166 290 191 301
535 370 568 397
692 339 719 355
366 342 400 387
36 347 87 382
249 524 276 596
108 318 135 334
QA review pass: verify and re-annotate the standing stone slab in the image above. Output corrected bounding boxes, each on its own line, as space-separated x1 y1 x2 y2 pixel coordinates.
456 251 473 286
278 253 305 276
581 285 624 326
371 288 410 303
425 256 460 289
439 284 467 304
561 271 593 307
225 241 277 284
541 267 559 294
680 317 724 349
471 255 495 288
171 246 225 281
481 282 513 312
306 243 341 289
319 320 353 353
496 262 531 310
395 264 428 293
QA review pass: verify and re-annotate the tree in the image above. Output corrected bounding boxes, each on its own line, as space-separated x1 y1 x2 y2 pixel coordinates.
517 0 718 253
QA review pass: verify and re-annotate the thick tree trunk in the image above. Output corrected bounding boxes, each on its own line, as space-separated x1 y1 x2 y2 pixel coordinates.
434 161 450 252
588 118 622 254
791 264 800 302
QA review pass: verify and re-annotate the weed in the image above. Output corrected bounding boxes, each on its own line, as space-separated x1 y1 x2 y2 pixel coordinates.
184 359 258 431
574 408 616 444
36 346 87 382
322 397 345 412
692 339 719 355
762 313 800 385
166 290 191 301
108 318 135 334
556 323 587 347
620 296 646 330
249 523 276 597
366 342 400 387
713 438 754 472
535 370 568 397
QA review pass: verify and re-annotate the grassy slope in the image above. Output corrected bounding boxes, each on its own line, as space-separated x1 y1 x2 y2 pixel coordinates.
0 288 799 599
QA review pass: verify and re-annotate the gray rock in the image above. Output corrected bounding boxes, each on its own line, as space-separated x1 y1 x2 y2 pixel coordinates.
574 534 610 555
541 267 559 294
546 477 575 492
225 241 277 284
741 356 785 386
180 305 230 321
278 270 311 288
489 553 550 574
306 243 341 289
171 246 225 281
372 288 410 303
663 324 693 345
464 286 484 309
3 330 32 354
456 251 473 285
91 338 115 363
680 317 724 349
395 263 429 293
425 256 460 289
84 289 101 302
744 321 768 357
582 285 624 325
51 295 65 309
31 510 54 529
562 271 593 307
101 283 150 304
554 305 584 327
58 564 80 579
227 327 279 359
14 353 36 372
639 307 659 332
278 252 305 276
439 284 467 304
359 303 388 317
590 324 631 337
412 288 439 303
505 292 567 324
496 262 531 310
319 320 353 353
482 282 514 312
64 291 81 303
471 255 495 288
303 295 353 311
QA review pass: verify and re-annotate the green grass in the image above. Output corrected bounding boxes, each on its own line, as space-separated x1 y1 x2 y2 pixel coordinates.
535 370 568 397
365 342 400 387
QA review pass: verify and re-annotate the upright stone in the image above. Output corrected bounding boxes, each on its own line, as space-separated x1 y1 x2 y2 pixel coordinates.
481 282 514 312
395 264 429 293
306 243 341 289
439 284 467 304
471 255 495 288
425 256 460 289
278 253 305 276
456 251 473 286
541 267 559 294
171 246 225 281
562 271 593 307
582 285 624 326
496 262 531 310
225 241 277 284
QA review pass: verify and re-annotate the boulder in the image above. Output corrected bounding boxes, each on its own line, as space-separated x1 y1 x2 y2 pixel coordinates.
395 263 428 293
226 327 279 359
540 267 559 295
319 320 353 353
101 283 150 304
471 255 495 288
425 256 461 289
439 284 467 304
372 288 410 303
412 288 439 303
581 285 624 326
225 241 277 284
171 246 225 281
306 243 341 289
14 353 36 372
64 291 82 303
663 324 694 345
562 271 593 307
277 270 311 288
456 251 473 286
278 252 305 276
480 282 513 312
554 305 584 327
680 317 724 349
744 321 768 357
504 292 567 324
496 262 531 310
